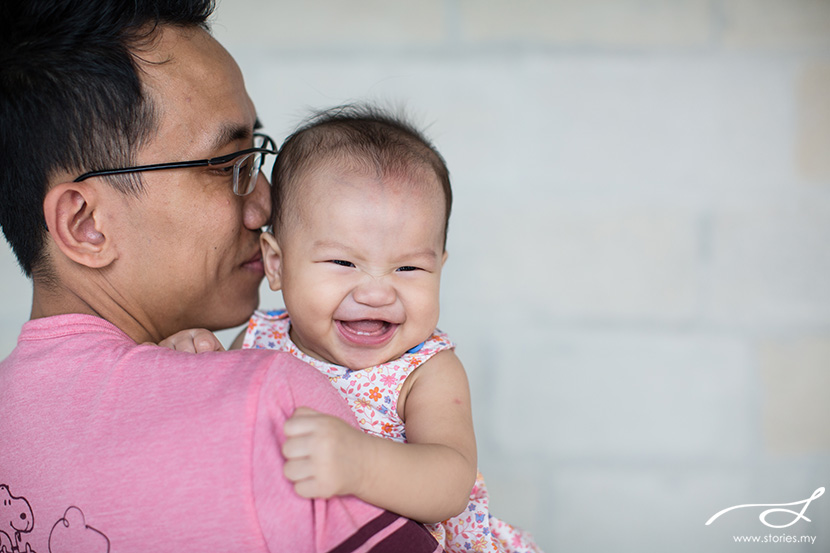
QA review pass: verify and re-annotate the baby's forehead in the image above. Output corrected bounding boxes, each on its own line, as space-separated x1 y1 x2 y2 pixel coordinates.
295 156 443 201
274 147 449 243
278 159 443 236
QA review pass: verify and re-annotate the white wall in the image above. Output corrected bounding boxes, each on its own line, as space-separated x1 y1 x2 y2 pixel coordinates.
3 1 830 551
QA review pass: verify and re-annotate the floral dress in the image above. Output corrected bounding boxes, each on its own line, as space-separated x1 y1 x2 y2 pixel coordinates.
244 309 543 553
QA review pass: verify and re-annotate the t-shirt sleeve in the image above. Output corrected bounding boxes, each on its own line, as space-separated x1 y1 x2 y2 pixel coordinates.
251 352 442 553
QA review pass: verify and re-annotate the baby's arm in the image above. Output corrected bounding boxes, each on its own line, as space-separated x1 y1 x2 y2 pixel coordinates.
282 350 477 523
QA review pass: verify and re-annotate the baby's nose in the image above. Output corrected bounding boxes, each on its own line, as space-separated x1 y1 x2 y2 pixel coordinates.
352 276 396 307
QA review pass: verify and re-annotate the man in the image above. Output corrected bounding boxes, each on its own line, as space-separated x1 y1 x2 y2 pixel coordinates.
0 2 441 551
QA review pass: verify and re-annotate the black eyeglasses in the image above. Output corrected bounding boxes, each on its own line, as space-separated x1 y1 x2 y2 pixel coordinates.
73 133 277 196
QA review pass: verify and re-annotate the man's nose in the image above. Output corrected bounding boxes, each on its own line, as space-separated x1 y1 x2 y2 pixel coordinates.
352 276 396 307
243 172 271 230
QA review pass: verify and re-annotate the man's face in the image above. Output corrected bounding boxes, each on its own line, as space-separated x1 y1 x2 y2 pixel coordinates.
112 27 269 339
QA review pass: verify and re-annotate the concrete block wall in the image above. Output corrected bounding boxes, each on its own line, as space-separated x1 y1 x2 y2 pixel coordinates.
2 1 829 551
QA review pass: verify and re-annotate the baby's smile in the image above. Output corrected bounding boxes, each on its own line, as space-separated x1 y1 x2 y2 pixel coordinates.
336 319 399 347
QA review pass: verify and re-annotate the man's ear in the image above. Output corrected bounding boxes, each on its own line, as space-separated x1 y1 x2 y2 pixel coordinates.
442 250 449 267
260 232 284 291
42 182 116 269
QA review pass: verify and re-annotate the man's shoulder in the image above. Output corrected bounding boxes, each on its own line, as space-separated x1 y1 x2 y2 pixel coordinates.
250 347 346 408
136 345 327 393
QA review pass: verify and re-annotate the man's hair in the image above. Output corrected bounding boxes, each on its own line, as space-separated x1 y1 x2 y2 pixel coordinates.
272 105 453 249
0 0 215 278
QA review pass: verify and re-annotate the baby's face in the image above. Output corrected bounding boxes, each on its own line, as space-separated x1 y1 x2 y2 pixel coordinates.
267 164 447 370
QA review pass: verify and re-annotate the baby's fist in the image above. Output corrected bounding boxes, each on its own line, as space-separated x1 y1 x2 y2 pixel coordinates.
158 328 225 353
282 407 367 499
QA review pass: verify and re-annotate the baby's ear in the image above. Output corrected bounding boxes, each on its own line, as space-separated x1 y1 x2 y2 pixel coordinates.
260 232 284 291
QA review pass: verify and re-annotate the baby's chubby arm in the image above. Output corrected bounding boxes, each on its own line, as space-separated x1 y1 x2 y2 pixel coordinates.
282 349 478 523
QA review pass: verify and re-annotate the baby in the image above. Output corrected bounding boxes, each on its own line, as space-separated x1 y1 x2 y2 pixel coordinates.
164 106 541 553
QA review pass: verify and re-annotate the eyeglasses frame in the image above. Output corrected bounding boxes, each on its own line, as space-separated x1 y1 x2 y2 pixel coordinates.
72 132 277 196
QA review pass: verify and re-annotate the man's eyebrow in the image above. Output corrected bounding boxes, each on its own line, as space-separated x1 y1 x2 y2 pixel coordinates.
211 117 262 151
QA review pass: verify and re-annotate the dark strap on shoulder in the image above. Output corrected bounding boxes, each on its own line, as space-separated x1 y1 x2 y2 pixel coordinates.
327 511 442 553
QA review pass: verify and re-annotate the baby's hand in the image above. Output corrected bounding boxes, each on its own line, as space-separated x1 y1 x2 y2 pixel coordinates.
282 407 368 499
158 328 225 353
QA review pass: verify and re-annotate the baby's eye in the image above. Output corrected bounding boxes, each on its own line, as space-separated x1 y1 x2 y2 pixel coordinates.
396 266 420 272
329 260 355 268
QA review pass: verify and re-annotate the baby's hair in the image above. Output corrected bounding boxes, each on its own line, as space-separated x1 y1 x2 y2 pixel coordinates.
271 104 452 248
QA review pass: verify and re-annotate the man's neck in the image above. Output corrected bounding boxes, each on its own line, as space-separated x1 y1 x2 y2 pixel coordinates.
30 280 154 344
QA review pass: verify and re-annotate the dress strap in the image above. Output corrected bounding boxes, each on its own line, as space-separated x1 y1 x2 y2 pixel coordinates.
406 341 425 354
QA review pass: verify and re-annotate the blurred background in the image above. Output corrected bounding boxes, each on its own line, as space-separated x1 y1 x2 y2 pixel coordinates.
2 0 829 551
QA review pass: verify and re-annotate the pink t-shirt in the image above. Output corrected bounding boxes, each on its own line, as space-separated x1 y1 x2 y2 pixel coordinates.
0 314 440 553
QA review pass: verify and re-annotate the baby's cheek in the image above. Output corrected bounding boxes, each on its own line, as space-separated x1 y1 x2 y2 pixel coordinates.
414 296 442 331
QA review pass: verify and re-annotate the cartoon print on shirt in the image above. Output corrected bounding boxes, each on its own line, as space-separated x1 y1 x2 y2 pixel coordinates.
48 507 109 553
0 484 36 553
